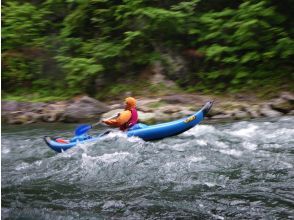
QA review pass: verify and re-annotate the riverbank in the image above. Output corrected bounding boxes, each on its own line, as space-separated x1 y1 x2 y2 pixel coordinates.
2 92 293 125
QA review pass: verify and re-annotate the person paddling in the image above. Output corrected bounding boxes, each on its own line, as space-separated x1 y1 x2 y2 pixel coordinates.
102 97 138 131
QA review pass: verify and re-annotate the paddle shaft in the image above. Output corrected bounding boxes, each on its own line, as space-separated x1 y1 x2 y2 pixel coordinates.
92 114 119 128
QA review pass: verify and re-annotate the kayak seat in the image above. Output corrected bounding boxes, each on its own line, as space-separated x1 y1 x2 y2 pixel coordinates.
70 134 92 143
56 138 70 144
128 123 148 131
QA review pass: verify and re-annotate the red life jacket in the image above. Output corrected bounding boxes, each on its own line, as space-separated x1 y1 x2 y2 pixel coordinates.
120 108 138 131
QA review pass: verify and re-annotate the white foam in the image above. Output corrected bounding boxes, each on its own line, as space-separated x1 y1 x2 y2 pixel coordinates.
242 142 257 151
101 131 144 143
205 182 217 187
82 151 131 165
98 152 131 163
187 156 206 163
229 124 258 138
214 141 229 149
102 200 125 210
195 140 208 146
182 125 217 137
102 131 127 139
34 160 42 166
212 214 225 220
278 116 294 122
219 149 242 157
280 161 293 169
127 136 144 143
15 162 30 171
2 148 10 154
169 143 187 151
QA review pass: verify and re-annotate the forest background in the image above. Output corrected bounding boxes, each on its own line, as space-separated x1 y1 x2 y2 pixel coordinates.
2 0 294 102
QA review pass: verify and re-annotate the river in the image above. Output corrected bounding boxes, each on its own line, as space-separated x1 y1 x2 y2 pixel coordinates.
2 117 294 219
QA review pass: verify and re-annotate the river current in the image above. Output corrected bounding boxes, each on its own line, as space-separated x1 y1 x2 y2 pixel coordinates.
2 117 294 219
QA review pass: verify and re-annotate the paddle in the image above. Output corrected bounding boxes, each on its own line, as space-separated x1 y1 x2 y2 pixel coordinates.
75 114 119 136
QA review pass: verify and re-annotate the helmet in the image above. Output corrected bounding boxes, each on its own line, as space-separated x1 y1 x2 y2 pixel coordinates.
125 97 136 109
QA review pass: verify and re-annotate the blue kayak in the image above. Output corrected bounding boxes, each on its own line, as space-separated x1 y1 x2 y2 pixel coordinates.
44 101 213 153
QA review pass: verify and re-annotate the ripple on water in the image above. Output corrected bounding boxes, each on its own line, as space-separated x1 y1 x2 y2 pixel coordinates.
1 116 294 219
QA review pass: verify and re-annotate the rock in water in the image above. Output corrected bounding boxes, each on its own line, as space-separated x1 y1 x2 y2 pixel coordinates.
60 96 109 123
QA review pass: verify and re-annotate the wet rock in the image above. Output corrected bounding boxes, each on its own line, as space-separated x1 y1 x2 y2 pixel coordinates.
43 104 65 115
138 111 157 124
4 111 24 124
260 104 282 117
42 111 63 122
206 107 224 117
2 101 20 112
160 105 183 114
211 114 231 120
280 92 294 102
246 105 260 118
101 109 123 120
270 98 293 114
137 105 154 113
247 109 260 118
154 112 173 122
29 102 47 113
161 95 194 104
109 103 123 110
232 110 250 120
24 112 42 124
61 96 109 123
170 110 195 119
137 98 161 107
5 111 41 124
41 102 67 122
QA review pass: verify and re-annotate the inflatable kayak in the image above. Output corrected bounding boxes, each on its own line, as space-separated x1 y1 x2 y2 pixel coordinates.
44 101 213 153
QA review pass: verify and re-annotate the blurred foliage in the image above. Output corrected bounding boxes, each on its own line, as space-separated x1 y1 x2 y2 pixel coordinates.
2 0 294 100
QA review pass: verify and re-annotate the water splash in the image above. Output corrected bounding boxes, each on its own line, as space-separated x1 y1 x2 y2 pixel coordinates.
2 117 294 219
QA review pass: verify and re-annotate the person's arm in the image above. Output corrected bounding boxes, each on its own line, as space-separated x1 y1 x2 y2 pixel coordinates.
103 110 131 127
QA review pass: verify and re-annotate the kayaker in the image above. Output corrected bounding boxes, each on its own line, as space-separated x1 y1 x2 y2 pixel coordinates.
102 97 138 131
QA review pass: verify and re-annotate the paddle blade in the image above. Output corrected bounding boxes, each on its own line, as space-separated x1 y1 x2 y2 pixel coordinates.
75 124 92 136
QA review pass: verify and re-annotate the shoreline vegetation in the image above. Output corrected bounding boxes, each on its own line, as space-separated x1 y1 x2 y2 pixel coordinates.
3 1 293 102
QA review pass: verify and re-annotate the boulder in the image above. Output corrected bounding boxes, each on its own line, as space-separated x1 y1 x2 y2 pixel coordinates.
29 102 47 113
270 98 293 114
280 92 294 102
23 112 42 124
211 114 231 120
260 104 282 117
160 105 183 114
161 95 193 104
2 101 47 114
109 103 123 110
232 110 250 120
43 103 67 114
137 105 154 113
42 111 63 122
245 105 260 118
41 102 68 122
137 98 161 107
4 111 41 124
138 111 157 124
206 107 224 117
1 101 20 112
101 109 123 120
177 109 195 117
60 96 109 123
